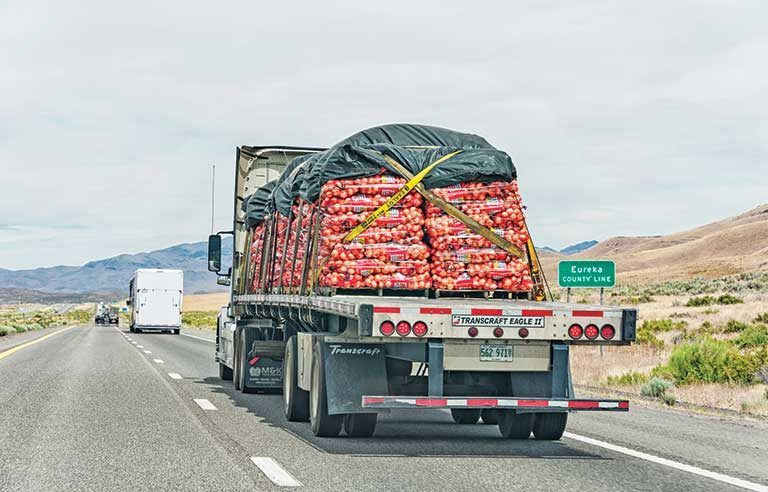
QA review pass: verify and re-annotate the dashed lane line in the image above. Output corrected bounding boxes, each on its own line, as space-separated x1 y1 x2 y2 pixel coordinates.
168 373 182 380
250 457 302 487
153 359 164 364
193 399 217 410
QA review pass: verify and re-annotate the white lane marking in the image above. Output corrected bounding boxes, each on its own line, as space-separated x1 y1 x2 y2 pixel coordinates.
564 432 768 492
144 350 152 354
131 342 137 345
153 359 164 364
137 345 144 348
181 333 215 344
193 398 217 410
168 373 182 380
250 457 302 487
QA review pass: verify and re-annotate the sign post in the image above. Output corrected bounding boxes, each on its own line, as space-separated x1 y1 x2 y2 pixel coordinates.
558 260 616 357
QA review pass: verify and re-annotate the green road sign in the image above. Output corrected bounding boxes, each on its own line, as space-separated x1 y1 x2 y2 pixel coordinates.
558 260 616 288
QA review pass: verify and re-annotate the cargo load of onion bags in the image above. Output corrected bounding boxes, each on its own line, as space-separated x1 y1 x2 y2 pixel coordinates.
241 180 276 292
316 175 430 289
258 155 316 292
426 181 532 291
300 123 534 293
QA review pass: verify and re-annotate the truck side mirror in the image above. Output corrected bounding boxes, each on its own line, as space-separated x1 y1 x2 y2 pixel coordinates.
208 234 222 272
125 299 131 306
216 276 231 286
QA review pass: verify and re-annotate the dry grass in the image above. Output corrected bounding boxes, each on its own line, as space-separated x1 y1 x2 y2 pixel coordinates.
183 292 228 311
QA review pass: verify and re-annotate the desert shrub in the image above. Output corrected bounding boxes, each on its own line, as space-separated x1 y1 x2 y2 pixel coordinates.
686 296 715 307
623 294 655 305
662 393 677 406
754 313 768 324
702 308 719 315
734 323 768 349
723 320 750 333
0 325 15 336
636 328 665 349
606 371 649 386
641 319 688 333
641 377 673 397
669 312 690 319
14 325 28 333
657 336 761 385
716 294 743 305
182 311 218 329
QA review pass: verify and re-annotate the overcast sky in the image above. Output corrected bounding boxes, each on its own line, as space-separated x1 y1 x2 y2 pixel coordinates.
1 1 766 269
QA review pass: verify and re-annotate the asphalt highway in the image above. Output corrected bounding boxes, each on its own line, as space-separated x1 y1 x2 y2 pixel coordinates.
1 324 766 491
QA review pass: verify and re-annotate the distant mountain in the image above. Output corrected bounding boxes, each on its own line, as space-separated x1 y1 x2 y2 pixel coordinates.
559 240 599 255
0 239 232 295
541 204 768 283
539 241 598 256
0 288 123 305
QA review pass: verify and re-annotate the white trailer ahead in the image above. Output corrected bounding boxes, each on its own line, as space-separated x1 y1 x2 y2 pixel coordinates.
128 269 183 334
208 143 637 440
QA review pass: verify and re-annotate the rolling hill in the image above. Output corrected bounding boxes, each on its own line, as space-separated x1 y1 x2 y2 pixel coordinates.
0 239 232 295
541 204 768 283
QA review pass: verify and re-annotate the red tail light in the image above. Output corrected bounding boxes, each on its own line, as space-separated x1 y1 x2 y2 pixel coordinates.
379 321 395 336
493 327 504 338
568 324 583 339
585 324 599 340
396 321 411 336
412 321 428 337
467 327 479 337
600 324 615 340
518 327 529 338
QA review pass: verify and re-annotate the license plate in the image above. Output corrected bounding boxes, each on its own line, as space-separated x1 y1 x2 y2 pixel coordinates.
480 344 514 362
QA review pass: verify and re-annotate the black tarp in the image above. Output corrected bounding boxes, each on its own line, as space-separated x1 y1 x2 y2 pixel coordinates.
301 123 516 202
242 180 276 229
270 154 316 216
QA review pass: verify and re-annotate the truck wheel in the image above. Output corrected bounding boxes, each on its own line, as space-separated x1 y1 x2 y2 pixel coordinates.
219 363 233 381
135 327 142 334
451 409 481 424
481 409 499 424
498 411 533 439
532 413 568 440
283 336 309 422
238 335 256 394
309 343 342 437
344 413 377 437
173 329 180 335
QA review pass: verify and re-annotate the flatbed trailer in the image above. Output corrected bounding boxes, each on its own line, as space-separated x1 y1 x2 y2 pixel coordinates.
208 140 636 439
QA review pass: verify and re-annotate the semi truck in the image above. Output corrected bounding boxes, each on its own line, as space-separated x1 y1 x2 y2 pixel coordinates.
128 269 183 334
207 125 636 439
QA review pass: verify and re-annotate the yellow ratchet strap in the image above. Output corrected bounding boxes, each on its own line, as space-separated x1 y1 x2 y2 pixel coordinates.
342 150 463 243
380 155 525 259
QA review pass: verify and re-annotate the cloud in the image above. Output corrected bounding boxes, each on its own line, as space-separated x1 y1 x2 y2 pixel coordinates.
1 0 766 268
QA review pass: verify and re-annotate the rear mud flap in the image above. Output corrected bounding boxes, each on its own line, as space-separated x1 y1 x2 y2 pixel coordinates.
321 342 388 415
245 335 285 390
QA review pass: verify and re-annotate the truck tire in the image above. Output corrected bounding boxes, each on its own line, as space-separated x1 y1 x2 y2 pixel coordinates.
498 411 533 439
283 336 309 422
532 413 568 440
450 409 481 424
219 362 233 381
173 328 180 335
309 343 342 437
481 409 499 424
344 413 377 437
135 327 142 334
238 335 256 394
